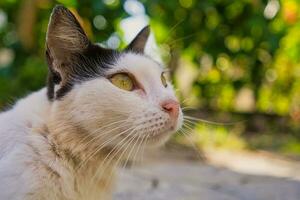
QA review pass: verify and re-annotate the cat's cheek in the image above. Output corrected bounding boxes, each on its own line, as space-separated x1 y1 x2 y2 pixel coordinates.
135 89 146 98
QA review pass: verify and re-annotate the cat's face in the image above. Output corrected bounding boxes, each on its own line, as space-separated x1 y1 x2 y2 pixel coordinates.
46 6 182 149
69 53 183 147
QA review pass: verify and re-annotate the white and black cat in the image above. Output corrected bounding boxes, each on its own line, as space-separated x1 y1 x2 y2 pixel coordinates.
0 5 183 200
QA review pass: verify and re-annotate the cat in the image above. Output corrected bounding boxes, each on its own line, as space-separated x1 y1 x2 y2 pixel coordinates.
0 5 183 200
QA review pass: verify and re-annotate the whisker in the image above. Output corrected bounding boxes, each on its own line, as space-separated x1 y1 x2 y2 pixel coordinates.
167 33 196 47
79 121 130 150
130 133 145 166
182 107 197 111
161 19 185 44
92 128 138 185
184 115 245 126
102 134 138 191
94 135 136 192
139 134 149 165
76 126 134 171
121 132 142 170
75 119 129 151
179 128 204 160
182 122 196 132
92 126 139 180
181 97 194 105
183 119 199 127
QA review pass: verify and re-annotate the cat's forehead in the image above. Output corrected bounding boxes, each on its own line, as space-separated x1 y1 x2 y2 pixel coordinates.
110 53 163 77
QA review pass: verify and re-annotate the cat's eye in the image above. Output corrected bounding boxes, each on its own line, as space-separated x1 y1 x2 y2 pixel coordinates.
110 73 134 91
161 72 168 88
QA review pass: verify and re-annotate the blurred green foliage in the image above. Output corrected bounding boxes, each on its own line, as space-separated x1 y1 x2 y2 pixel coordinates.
1 0 300 153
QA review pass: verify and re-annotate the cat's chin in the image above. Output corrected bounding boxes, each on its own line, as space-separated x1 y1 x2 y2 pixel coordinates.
144 120 183 147
142 130 175 147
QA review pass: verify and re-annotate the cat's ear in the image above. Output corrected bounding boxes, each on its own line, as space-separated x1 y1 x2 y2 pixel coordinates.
126 26 150 53
46 5 89 75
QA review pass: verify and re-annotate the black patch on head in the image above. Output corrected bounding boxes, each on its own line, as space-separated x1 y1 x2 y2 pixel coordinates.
46 43 121 100
45 5 122 100
45 5 149 101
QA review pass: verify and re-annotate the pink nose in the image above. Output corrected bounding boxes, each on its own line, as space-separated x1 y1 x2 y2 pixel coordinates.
161 100 180 120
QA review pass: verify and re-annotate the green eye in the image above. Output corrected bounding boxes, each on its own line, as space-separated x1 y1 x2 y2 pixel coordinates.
161 72 168 88
110 73 134 91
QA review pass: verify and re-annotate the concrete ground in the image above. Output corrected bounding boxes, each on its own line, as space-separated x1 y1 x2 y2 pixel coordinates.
114 148 300 200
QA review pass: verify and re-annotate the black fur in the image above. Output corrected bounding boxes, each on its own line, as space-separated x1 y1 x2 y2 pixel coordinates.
45 5 149 101
46 47 62 100
46 44 121 100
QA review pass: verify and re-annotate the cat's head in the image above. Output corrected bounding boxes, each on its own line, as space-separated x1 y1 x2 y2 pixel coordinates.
45 6 183 150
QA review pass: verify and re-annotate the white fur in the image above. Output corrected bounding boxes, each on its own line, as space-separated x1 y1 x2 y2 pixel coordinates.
0 53 182 200
0 89 51 199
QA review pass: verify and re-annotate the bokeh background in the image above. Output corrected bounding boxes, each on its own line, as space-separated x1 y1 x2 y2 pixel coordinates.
1 0 300 157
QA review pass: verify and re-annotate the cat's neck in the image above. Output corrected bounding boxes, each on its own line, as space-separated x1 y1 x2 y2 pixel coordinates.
45 110 119 175
12 88 120 167
46 123 119 193
17 89 119 195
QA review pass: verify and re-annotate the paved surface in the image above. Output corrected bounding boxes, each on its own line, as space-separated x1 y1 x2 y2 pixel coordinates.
114 149 300 200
